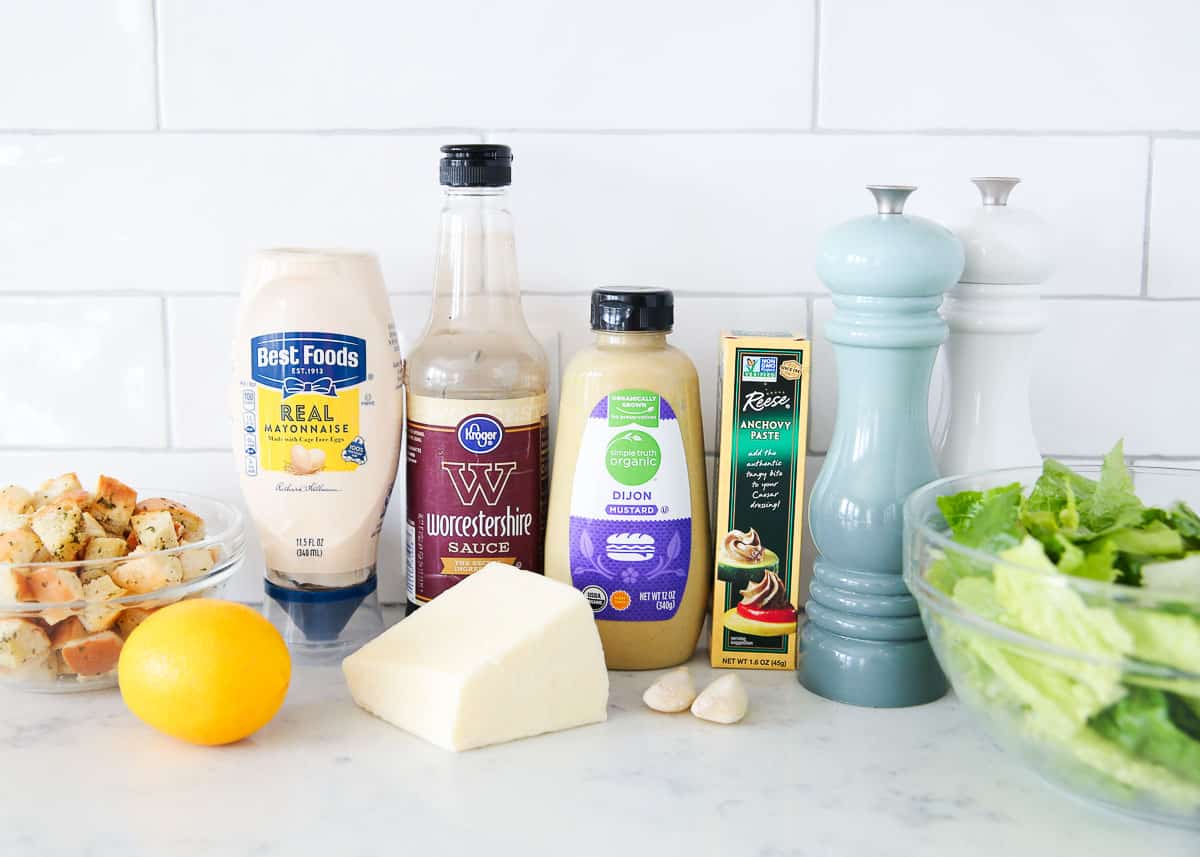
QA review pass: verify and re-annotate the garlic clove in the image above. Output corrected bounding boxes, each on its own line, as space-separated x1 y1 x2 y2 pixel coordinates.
690 673 748 724
642 666 697 713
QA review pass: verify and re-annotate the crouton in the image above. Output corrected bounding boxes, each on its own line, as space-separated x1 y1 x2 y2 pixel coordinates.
0 618 51 670
0 567 30 602
29 500 87 561
26 567 84 601
114 607 155 639
5 650 57 682
89 475 137 537
0 485 33 531
129 509 179 552
59 631 122 677
48 615 89 650
32 473 83 507
134 498 206 543
79 566 111 585
54 490 92 508
0 528 44 564
81 511 106 537
26 567 85 624
108 554 183 594
79 574 127 632
83 537 127 563
180 547 218 581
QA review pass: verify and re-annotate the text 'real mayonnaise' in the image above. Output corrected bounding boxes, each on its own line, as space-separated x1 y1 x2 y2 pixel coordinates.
231 249 404 655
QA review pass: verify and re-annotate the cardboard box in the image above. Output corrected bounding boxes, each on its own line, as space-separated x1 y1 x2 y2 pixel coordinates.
710 332 812 670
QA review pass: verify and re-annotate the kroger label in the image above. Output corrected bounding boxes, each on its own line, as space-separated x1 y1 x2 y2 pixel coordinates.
251 331 367 396
457 415 504 454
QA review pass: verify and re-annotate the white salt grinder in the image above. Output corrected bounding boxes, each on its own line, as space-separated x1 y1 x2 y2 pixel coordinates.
935 177 1052 476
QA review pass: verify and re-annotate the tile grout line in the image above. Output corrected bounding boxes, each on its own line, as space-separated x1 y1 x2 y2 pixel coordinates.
809 0 822 130
1139 136 1156 297
150 0 164 130
0 446 226 454
6 127 1200 138
4 291 1196 302
159 297 175 448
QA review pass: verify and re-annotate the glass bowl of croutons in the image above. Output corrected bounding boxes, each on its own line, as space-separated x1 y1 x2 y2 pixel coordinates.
0 473 246 691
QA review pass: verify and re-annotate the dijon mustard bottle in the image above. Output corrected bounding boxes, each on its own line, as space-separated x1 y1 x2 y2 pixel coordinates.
545 288 711 669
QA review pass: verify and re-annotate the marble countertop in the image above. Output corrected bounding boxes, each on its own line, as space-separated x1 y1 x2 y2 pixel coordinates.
1 634 1196 856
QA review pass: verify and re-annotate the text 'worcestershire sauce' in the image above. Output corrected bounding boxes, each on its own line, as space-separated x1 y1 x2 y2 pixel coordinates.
405 145 550 612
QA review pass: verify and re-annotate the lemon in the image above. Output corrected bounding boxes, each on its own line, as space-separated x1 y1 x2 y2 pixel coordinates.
118 599 291 746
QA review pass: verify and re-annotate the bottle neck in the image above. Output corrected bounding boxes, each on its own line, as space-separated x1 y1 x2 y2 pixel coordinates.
593 330 670 350
429 186 525 331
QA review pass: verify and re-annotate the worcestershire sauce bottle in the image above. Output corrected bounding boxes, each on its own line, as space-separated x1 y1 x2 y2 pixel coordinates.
404 145 550 613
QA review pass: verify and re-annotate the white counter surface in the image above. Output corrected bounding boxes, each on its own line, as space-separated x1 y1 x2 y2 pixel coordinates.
1 634 1196 856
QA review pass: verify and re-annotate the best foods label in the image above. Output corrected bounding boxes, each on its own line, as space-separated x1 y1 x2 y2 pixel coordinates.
246 331 370 475
566 389 692 621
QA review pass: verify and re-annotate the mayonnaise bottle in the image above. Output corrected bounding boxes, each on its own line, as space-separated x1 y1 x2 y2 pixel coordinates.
231 249 404 656
545 288 711 669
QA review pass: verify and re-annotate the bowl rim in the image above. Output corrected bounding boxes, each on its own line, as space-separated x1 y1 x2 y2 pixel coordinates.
1 490 245 611
904 463 1200 611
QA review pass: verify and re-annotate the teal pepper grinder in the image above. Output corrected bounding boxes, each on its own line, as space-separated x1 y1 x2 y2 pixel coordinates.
800 185 964 707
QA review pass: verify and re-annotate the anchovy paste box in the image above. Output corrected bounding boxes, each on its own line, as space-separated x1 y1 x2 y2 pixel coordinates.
710 332 811 670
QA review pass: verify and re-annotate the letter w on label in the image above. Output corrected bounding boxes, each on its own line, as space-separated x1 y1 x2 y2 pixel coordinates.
441 461 518 507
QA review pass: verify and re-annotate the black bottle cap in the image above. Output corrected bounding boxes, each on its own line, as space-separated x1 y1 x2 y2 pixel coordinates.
590 287 674 332
439 144 512 187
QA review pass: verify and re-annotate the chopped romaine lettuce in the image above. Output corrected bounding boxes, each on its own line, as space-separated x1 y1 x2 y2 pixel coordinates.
1142 553 1200 595
1116 606 1200 674
1090 688 1200 785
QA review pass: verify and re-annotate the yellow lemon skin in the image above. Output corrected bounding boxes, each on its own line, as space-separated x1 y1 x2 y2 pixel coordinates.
118 599 291 746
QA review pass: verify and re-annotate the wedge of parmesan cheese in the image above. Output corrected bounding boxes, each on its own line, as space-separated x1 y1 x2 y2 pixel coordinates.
342 563 609 752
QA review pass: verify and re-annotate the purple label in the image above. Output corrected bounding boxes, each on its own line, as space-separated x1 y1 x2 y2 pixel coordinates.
568 517 690 621
568 388 693 622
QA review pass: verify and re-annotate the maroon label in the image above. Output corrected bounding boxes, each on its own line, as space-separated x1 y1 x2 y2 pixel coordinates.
406 396 547 604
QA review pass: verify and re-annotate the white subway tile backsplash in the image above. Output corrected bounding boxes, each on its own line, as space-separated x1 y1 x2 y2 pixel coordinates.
509 134 1145 297
158 0 813 130
1147 139 1200 298
167 297 236 448
0 0 155 130
0 134 463 295
1031 300 1200 457
820 1 1200 131
811 298 1200 460
0 297 166 447
526 294 808 454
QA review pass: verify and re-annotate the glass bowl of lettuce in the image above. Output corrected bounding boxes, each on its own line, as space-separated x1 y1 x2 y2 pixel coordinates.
903 443 1200 828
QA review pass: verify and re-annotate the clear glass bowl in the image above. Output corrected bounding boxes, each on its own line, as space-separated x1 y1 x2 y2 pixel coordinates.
0 492 245 693
904 465 1200 829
